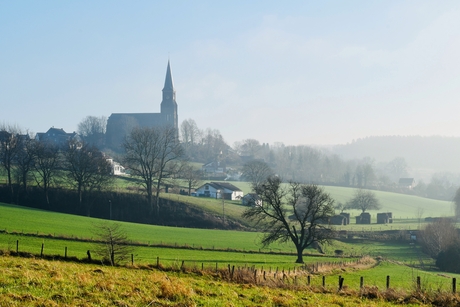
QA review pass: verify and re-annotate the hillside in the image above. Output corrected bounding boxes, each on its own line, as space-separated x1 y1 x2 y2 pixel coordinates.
331 135 460 177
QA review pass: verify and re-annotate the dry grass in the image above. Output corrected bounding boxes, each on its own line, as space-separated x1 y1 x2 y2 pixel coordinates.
1 254 457 306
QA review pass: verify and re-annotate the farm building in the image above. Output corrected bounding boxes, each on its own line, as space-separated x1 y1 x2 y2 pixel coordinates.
377 212 393 224
195 182 243 200
339 212 350 225
241 193 262 206
356 212 371 224
330 215 347 225
398 178 416 189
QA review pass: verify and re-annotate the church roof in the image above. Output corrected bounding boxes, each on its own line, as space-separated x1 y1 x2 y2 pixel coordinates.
163 60 174 91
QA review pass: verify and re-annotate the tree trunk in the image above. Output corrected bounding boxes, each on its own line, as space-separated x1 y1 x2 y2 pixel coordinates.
295 246 304 263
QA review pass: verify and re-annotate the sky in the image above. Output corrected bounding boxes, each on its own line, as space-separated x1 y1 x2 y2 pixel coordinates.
1 1 460 146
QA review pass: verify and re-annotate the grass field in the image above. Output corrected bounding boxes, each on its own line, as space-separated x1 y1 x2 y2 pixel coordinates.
2 201 460 305
1 255 442 307
166 181 453 221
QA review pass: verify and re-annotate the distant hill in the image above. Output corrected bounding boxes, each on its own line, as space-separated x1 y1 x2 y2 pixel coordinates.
331 136 460 176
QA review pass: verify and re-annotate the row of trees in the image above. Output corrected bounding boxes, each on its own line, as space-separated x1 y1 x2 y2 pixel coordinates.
0 125 113 210
0 124 189 219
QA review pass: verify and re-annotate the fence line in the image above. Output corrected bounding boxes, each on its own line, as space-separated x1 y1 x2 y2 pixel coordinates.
5 241 459 295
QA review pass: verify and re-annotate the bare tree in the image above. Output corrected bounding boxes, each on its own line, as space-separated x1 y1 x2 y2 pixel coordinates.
242 160 274 190
31 140 61 205
386 157 409 182
77 116 107 147
63 140 113 214
123 126 184 215
92 222 133 266
179 162 202 195
0 125 21 199
334 202 347 213
346 189 381 213
180 118 200 146
14 134 34 191
234 139 262 158
242 176 335 263
419 218 459 259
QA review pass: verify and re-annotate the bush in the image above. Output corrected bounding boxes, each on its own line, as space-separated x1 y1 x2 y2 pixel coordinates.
436 245 460 273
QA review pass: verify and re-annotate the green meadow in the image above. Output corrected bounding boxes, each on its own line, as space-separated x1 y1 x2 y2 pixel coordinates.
1 194 460 305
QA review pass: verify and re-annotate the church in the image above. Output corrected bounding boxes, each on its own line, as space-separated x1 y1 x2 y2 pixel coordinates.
105 61 179 150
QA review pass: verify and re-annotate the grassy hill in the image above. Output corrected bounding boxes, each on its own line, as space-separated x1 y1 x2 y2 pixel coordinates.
201 181 452 220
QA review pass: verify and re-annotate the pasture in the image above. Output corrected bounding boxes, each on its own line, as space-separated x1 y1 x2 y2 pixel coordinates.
164 181 453 223
2 201 460 305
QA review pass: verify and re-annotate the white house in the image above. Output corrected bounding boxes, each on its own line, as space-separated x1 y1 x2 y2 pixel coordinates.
106 158 126 176
195 182 243 200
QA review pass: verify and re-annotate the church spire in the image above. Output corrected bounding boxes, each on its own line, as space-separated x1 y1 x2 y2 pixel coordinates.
163 60 174 91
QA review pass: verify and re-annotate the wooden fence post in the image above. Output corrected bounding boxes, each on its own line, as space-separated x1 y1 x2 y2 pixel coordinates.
322 276 326 287
156 257 160 267
307 275 311 286
360 276 364 289
16 240 18 253
386 275 390 289
131 254 134 266
453 278 457 294
339 277 344 291
65 247 67 258
40 243 44 257
416 276 421 291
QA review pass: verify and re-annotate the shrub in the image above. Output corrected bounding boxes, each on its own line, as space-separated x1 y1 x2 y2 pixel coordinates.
436 245 460 273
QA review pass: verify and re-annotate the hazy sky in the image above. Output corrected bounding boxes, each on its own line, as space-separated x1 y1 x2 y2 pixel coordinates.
1 1 459 146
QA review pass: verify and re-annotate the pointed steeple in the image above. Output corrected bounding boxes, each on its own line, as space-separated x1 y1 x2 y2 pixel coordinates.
161 60 178 137
163 60 174 91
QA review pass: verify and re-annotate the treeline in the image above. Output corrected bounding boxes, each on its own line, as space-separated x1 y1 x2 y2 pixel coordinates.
0 125 113 207
0 186 236 229
76 115 460 201
0 123 237 228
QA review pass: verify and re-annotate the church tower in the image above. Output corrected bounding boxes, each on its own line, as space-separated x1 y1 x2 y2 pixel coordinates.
160 60 178 134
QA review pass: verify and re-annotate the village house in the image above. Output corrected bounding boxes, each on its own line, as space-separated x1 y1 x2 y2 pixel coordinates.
195 182 243 200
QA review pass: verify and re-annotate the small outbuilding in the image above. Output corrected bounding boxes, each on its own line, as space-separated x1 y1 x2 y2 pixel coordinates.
356 212 371 224
377 212 393 224
330 215 347 225
242 193 262 207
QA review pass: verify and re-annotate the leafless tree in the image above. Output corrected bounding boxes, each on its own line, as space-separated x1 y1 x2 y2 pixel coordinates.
180 118 200 146
77 116 107 146
179 162 202 195
63 140 113 214
31 140 62 205
0 125 21 198
346 189 381 213
123 126 184 215
242 160 273 190
14 134 34 191
386 157 409 182
234 139 262 158
419 218 460 258
92 222 133 266
243 176 335 263
334 202 347 213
